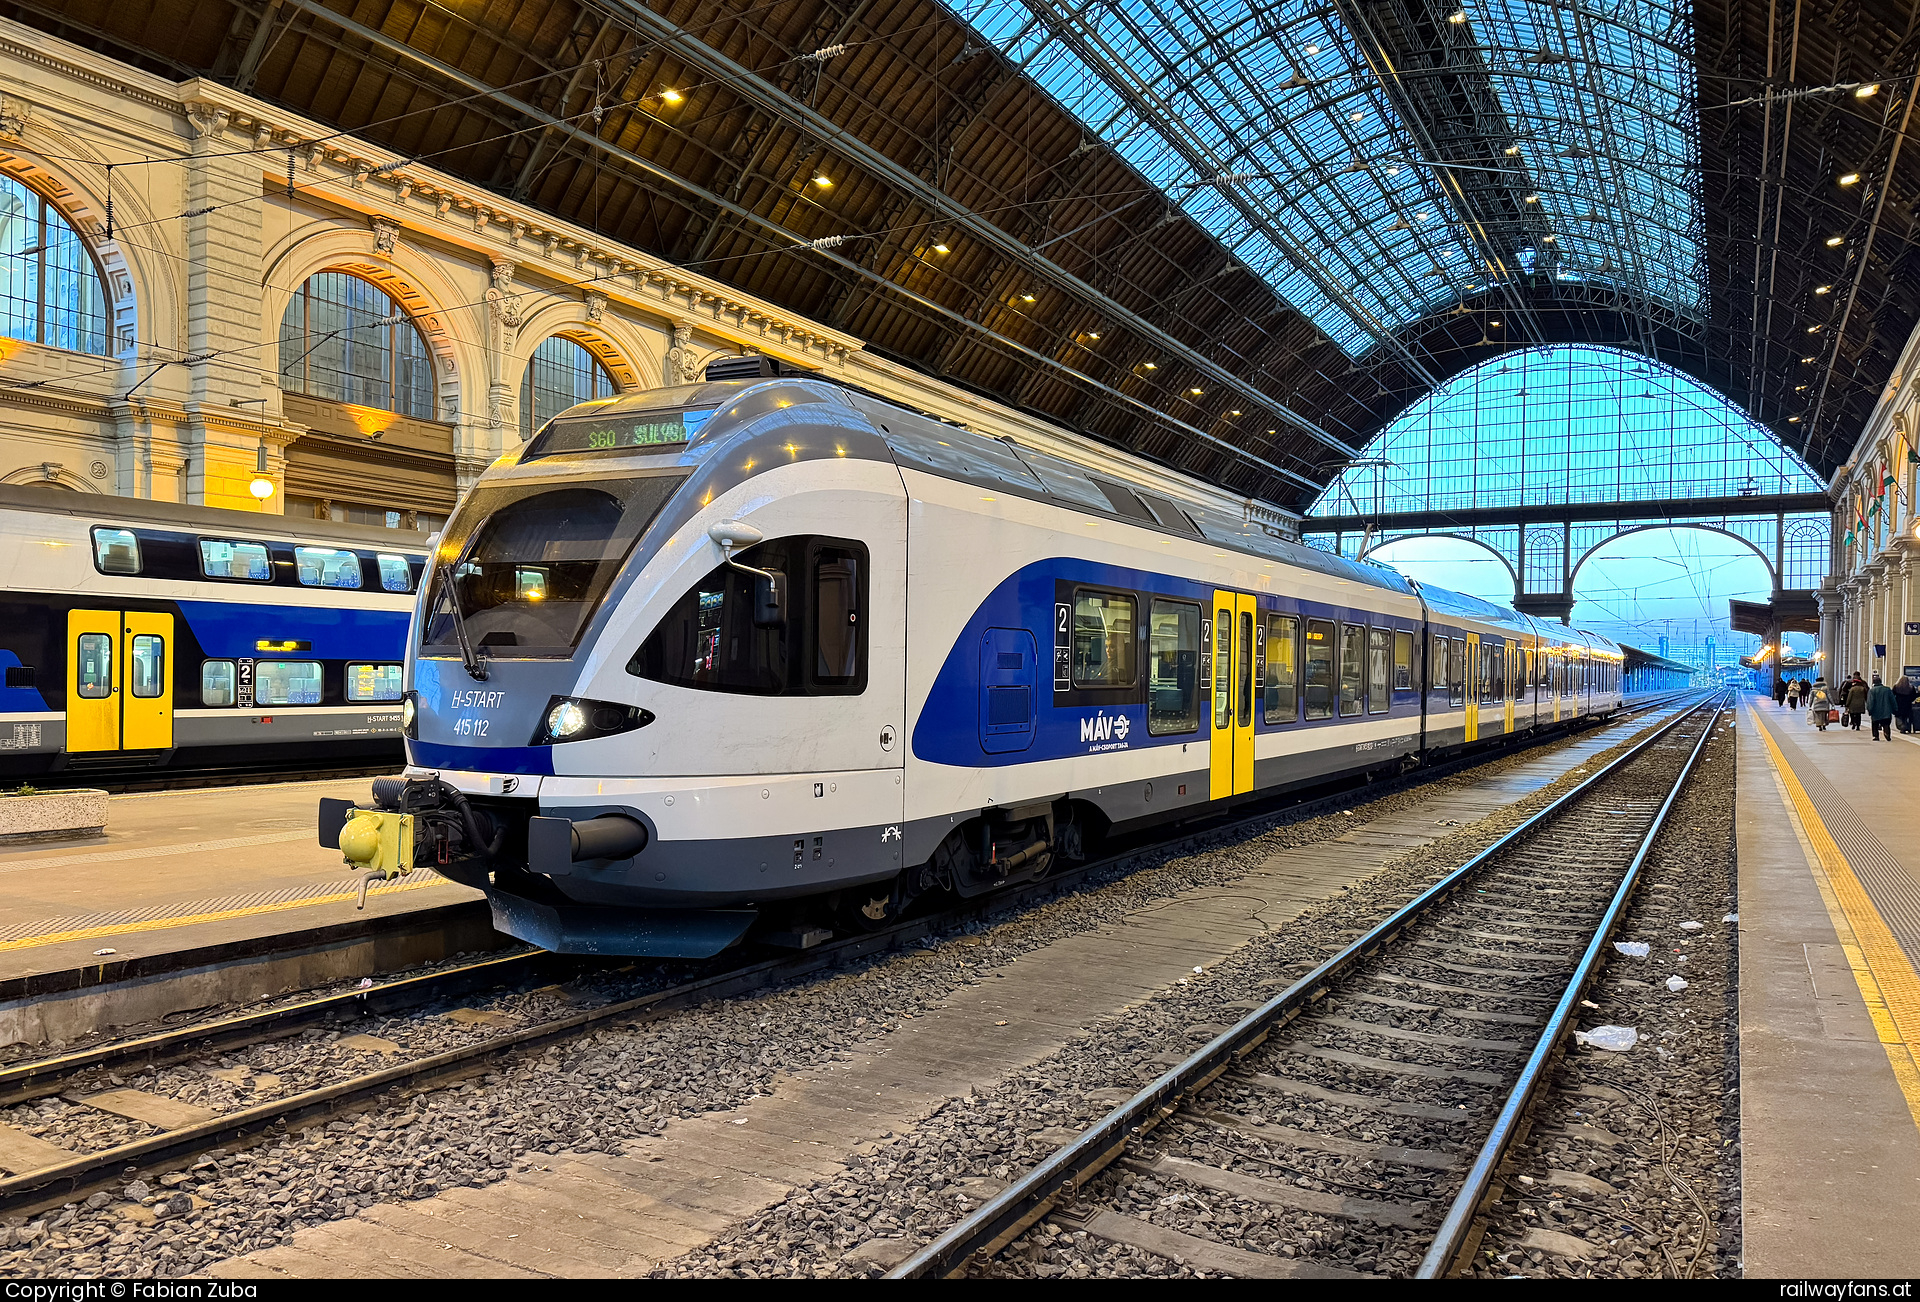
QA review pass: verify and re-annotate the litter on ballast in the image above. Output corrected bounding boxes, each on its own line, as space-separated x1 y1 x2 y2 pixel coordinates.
1667 975 1690 992
1574 1025 1639 1052
1679 921 1705 932
1613 941 1651 958
93 948 116 957
1724 913 1739 923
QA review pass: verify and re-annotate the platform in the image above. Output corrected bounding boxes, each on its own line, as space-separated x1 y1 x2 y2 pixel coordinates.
0 776 485 1040
1738 697 1920 1275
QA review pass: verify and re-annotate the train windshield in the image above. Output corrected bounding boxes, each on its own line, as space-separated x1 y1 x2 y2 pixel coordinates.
421 472 685 658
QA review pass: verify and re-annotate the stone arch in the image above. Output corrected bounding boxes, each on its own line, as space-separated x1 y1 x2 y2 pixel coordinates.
2 461 101 492
1570 522 1777 589
259 226 479 425
510 296 657 394
0 143 145 361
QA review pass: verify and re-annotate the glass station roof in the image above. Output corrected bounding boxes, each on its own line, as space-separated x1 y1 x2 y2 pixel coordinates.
943 0 1704 356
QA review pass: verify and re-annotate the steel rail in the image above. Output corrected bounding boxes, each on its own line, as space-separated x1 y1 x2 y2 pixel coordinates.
0 691 1698 1214
1415 690 1730 1276
887 691 1723 1278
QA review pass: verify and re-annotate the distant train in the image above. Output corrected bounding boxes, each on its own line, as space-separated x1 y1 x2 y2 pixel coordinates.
320 370 1678 960
0 485 426 776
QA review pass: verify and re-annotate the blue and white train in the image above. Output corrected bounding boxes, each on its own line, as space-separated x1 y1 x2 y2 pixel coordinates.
0 485 425 776
320 366 1665 958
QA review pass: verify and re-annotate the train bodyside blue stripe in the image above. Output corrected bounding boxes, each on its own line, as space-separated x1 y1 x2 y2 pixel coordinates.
176 600 412 660
406 739 557 776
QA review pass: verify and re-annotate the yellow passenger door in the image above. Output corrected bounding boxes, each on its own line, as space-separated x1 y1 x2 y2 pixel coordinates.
1208 591 1257 800
65 609 175 754
1464 633 1480 743
121 612 174 751
66 610 119 753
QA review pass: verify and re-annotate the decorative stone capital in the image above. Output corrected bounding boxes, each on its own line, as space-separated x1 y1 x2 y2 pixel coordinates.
370 216 401 258
585 289 607 324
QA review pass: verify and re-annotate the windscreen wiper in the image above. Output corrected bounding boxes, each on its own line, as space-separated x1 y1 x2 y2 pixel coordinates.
437 522 491 681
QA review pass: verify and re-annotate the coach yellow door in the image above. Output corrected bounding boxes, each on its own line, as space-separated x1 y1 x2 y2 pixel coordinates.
66 610 119 752
1208 592 1258 800
121 612 174 751
1464 633 1480 743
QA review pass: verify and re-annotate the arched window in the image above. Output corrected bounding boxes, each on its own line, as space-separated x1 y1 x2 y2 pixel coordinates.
521 334 617 438
278 272 435 419
0 174 110 355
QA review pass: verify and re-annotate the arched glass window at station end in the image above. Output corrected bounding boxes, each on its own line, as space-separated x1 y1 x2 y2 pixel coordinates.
0 174 111 355
278 271 435 419
522 335 617 440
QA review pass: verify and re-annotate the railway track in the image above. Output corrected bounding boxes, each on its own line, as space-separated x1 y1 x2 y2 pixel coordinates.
0 692 1702 1222
890 691 1730 1280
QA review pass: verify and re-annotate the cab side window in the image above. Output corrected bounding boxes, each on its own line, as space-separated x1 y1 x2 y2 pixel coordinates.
630 535 868 696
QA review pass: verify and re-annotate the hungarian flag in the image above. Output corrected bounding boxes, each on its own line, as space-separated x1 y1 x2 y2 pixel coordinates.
1845 529 1856 545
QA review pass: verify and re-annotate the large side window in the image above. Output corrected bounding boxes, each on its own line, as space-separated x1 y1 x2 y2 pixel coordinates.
630 536 867 696
1304 619 1335 719
1393 630 1414 693
1367 627 1390 714
256 661 322 706
1430 633 1450 704
1072 590 1137 688
347 663 405 702
1148 599 1200 735
1490 640 1506 703
295 546 364 589
1338 623 1365 717
198 540 271 581
376 554 414 593
1263 614 1298 724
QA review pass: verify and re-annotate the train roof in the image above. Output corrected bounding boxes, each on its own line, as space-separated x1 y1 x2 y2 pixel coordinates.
0 483 431 552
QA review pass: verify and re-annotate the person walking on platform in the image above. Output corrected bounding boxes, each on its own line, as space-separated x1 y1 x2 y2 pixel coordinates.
1809 679 1834 731
1787 678 1804 711
1896 673 1918 734
1845 674 1869 730
1869 674 1898 740
1774 676 1789 707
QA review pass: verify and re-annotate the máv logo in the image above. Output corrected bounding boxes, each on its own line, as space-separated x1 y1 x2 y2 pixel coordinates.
1079 711 1132 747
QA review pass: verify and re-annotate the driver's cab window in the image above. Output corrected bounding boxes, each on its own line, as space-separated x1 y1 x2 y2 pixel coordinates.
630 535 868 696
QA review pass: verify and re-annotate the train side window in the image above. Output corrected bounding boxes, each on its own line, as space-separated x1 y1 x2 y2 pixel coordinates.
1304 619 1335 719
1366 627 1390 714
1263 614 1297 723
346 663 405 702
1492 640 1507 703
129 636 165 699
201 660 236 707
198 540 271 582
376 554 414 593
75 633 113 698
294 546 364 589
1430 635 1449 703
1393 630 1413 692
1212 604 1231 729
255 661 323 706
1450 638 1465 707
1073 590 1137 688
812 546 864 690
1338 623 1364 717
1148 600 1200 735
1237 611 1254 728
92 527 140 575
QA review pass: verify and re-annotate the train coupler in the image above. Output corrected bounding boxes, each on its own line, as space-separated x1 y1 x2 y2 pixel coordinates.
336 808 415 910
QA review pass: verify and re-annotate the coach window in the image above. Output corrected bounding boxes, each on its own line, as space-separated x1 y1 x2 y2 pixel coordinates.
129 635 164 698
295 546 363 589
1338 623 1365 717
1263 614 1298 723
347 663 404 702
1451 638 1466 707
1304 619 1335 719
256 661 323 706
1148 600 1200 734
199 540 271 582
1430 634 1449 704
1072 590 1137 688
1367 627 1390 714
1393 630 1414 694
201 661 236 707
92 527 139 575
376 554 413 593
1491 640 1507 703
75 633 112 698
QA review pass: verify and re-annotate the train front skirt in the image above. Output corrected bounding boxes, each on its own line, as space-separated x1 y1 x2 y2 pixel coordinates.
487 884 757 958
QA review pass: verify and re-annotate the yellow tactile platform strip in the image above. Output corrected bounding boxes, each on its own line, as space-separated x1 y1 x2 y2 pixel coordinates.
0 872 460 954
1748 703 1920 1127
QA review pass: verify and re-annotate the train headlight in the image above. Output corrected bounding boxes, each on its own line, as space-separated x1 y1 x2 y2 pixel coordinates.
533 696 654 746
548 701 588 738
400 694 417 738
